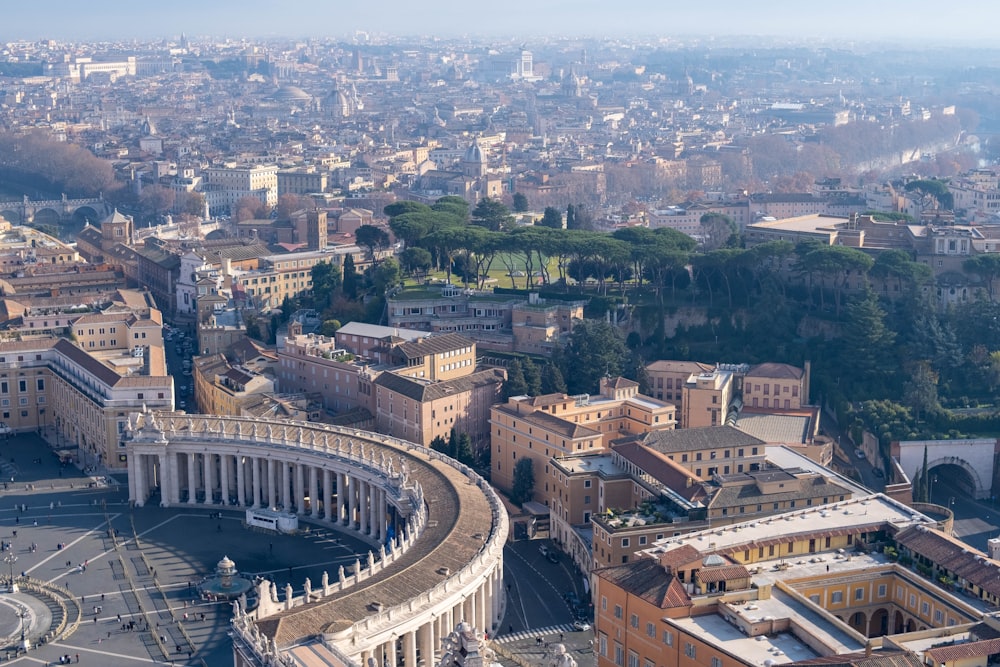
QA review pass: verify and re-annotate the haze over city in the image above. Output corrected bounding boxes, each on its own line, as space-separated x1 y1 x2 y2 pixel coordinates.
6 0 1000 44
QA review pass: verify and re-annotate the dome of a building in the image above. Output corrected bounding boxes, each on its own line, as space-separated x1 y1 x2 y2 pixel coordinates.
462 140 484 165
270 85 312 102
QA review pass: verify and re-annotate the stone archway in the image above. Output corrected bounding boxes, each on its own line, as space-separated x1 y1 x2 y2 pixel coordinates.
928 458 984 501
894 610 905 634
870 608 889 637
0 209 20 224
32 208 60 226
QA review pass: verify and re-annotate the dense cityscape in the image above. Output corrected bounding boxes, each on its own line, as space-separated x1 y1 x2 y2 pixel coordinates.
2 9 1000 667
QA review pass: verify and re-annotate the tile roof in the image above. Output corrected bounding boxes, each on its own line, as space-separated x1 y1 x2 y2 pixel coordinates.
924 637 1000 663
492 403 602 440
895 525 1000 598
619 425 766 453
595 556 692 609
746 362 804 380
394 333 475 359
374 368 505 403
611 440 705 501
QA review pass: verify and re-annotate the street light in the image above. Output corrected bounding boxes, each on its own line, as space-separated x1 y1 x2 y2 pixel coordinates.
4 552 17 593
19 608 29 650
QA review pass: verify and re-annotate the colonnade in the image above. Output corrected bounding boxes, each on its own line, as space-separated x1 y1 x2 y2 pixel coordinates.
123 413 507 667
129 450 393 542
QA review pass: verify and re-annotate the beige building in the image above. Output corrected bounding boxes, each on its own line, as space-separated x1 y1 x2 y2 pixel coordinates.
593 494 989 667
743 362 808 410
680 367 736 429
0 334 171 469
203 164 279 214
230 246 364 310
490 377 676 499
373 367 506 448
192 353 276 416
646 360 714 409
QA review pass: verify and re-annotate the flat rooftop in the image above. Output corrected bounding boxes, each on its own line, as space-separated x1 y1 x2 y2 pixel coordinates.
668 611 824 666
642 493 932 559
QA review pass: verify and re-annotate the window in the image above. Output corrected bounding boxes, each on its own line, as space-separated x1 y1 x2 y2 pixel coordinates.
17 380 25 393
614 604 623 619
711 658 723 667
630 614 638 629
934 610 944 624
628 652 639 667
600 635 607 657
877 584 887 598
684 643 696 659
621 538 630 548
662 631 673 646
646 622 655 638
831 591 843 603
614 644 624 667
855 588 864 601
36 378 44 391
601 596 607 611
921 602 929 615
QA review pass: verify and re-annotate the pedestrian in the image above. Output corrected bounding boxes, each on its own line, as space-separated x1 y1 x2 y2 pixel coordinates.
76 655 79 663
117 614 121 622
508 624 513 634
101 593 105 601
560 633 564 642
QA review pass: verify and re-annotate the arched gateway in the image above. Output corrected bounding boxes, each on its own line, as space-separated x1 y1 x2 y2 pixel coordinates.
124 411 507 667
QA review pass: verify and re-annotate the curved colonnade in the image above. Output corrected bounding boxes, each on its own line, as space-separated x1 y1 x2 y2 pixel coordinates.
123 412 508 667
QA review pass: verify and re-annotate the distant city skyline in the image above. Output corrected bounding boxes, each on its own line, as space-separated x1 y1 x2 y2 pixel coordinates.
4 0 999 45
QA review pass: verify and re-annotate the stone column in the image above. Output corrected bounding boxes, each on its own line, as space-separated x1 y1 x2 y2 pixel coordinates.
309 466 319 518
358 480 369 535
463 596 473 627
337 472 347 524
203 453 213 504
236 455 245 507
267 458 277 509
323 469 333 521
282 461 292 511
347 475 357 529
379 489 388 543
294 463 305 515
128 451 139 503
186 453 198 504
169 452 181 506
220 454 231 505
420 620 435 667
403 629 417 667
385 637 397 667
251 457 261 508
477 584 487 634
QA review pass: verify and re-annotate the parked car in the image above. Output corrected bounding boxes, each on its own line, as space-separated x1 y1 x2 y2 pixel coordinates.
538 544 550 557
572 620 592 632
546 549 559 564
563 591 580 607
855 450 866 460
0 422 12 437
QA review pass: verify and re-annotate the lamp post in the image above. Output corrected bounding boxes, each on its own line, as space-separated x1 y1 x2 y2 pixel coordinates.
19 608 28 650
4 552 17 593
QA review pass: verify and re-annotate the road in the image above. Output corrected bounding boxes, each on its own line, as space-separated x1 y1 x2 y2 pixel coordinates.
931 476 999 553
500 540 585 634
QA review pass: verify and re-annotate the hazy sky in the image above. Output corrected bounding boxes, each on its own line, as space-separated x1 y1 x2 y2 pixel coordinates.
3 0 996 44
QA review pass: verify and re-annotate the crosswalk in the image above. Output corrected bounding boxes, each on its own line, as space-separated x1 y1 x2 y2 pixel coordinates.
492 624 577 644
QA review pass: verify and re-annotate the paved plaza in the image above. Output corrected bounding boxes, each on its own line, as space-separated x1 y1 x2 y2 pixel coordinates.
0 432 377 666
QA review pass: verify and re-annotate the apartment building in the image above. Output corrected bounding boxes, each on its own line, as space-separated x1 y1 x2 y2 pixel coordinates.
490 376 676 498
203 164 279 214
646 360 714 410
